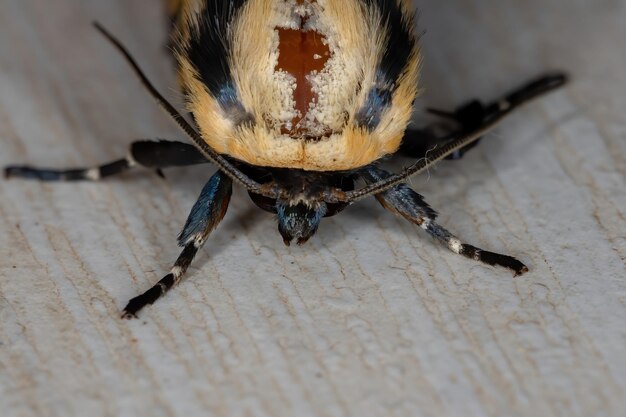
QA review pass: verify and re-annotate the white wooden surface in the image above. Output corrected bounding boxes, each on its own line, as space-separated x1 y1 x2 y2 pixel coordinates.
1 1 625 416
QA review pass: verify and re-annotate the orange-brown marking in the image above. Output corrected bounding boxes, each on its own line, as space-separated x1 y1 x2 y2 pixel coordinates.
275 1 330 137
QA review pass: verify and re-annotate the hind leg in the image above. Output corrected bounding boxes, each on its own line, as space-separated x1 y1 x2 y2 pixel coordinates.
400 100 488 161
5 140 207 181
401 73 567 161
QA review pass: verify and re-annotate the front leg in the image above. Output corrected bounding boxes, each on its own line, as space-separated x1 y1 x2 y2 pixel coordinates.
361 166 528 276
122 170 233 318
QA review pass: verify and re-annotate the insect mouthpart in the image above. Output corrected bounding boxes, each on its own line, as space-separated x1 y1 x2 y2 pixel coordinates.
277 197 328 246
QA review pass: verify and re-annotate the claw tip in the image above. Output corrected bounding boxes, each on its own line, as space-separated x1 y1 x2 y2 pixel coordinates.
514 265 529 277
121 310 137 320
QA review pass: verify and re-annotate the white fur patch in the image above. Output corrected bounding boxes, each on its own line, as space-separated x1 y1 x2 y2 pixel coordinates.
449 238 463 254
85 168 101 181
171 266 183 278
126 152 138 168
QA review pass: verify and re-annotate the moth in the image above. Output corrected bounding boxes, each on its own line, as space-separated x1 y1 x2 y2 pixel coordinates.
5 0 567 318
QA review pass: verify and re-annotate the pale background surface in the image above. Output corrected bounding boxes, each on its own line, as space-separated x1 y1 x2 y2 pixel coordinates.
1 1 625 416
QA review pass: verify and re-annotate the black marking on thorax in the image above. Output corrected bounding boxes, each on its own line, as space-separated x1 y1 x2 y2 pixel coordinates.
356 0 415 130
182 0 253 126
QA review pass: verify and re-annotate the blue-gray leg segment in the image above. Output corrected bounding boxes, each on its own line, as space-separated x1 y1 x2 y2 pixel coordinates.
122 171 233 318
4 140 207 181
361 166 528 276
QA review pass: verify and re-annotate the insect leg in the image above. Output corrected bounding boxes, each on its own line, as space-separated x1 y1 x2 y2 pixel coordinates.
400 100 486 161
122 170 232 318
4 140 207 181
361 166 528 276
401 73 567 160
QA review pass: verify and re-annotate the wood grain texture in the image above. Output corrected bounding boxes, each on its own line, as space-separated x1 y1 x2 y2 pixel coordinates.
1 1 625 416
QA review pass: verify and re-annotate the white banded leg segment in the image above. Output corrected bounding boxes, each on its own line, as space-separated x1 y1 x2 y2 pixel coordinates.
4 158 132 181
361 166 528 276
421 219 528 276
122 242 200 319
121 171 233 319
4 140 208 182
